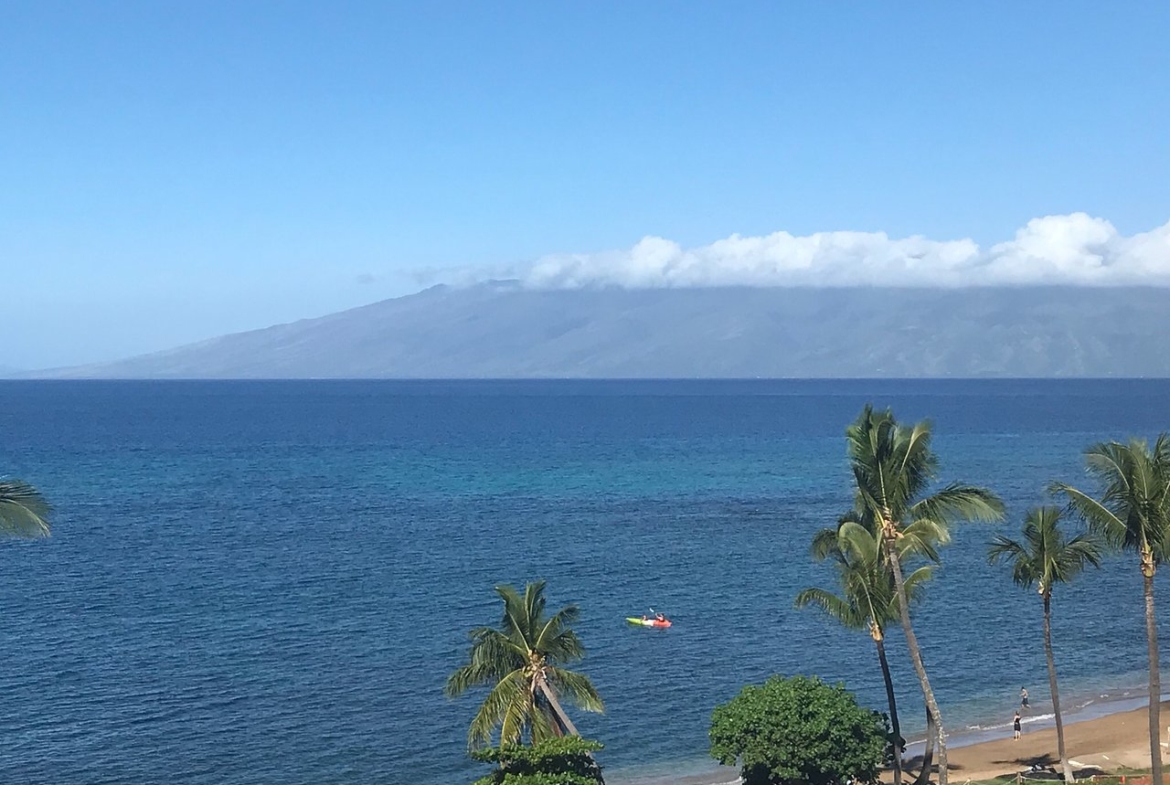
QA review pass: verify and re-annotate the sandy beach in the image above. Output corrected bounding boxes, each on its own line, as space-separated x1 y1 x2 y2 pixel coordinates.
912 701 1169 782
610 700 1170 785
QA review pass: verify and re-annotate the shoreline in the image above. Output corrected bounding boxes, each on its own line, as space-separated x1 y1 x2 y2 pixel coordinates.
943 698 1169 781
910 695 1156 756
607 694 1169 785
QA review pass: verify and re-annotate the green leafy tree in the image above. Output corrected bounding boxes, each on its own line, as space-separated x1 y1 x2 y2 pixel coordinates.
989 506 1102 784
796 521 934 785
470 736 604 785
446 581 603 748
0 479 51 539
1053 437 1170 785
844 405 1004 785
709 674 889 785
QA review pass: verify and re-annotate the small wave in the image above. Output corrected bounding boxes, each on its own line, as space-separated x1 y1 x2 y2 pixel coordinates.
966 722 1013 732
964 712 1054 732
1021 712 1055 725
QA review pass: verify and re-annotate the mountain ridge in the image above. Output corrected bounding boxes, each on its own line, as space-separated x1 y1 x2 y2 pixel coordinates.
31 284 1170 379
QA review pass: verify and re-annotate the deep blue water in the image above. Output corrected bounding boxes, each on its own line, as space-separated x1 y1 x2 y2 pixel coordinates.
2 379 1170 785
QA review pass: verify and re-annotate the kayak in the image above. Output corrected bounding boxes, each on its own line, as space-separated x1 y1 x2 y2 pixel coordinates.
626 617 672 628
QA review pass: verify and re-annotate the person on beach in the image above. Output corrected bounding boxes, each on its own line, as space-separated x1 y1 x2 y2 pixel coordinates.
1013 710 1022 740
1020 687 1029 709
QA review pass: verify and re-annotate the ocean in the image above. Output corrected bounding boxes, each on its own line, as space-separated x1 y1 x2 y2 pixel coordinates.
1 379 1168 785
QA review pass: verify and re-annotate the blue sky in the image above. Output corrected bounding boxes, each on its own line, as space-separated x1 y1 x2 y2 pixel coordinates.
3 2 1168 368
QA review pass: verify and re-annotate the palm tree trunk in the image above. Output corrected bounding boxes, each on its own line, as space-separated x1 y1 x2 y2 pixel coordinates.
537 678 598 765
915 706 936 785
1043 594 1073 784
538 681 580 737
1144 565 1163 785
886 536 948 785
876 636 903 785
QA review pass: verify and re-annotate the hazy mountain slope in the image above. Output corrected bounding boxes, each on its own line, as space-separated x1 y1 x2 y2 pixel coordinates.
38 284 1170 378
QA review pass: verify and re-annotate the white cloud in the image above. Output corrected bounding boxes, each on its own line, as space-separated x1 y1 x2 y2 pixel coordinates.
514 213 1170 289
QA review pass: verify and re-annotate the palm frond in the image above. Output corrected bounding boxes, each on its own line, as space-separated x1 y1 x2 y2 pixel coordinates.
987 535 1028 565
895 420 938 509
911 484 1005 525
837 521 882 563
989 506 1103 596
543 628 587 665
1053 532 1104 582
495 583 531 642
844 406 999 551
499 684 534 746
798 510 929 635
811 526 845 561
528 697 558 743
0 479 51 539
449 581 599 747
1053 437 1170 561
468 668 528 748
547 667 604 714
897 518 948 560
523 581 547 637
1052 483 1129 548
445 628 525 697
793 586 867 630
902 564 935 606
534 604 582 658
988 533 1038 589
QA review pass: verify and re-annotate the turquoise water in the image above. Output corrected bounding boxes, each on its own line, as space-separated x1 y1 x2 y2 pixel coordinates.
1 379 1169 784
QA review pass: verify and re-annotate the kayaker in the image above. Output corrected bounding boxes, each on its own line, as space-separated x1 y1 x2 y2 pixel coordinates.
655 612 667 623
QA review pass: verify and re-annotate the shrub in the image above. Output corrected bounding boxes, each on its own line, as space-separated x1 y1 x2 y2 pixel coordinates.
709 674 888 785
470 736 604 785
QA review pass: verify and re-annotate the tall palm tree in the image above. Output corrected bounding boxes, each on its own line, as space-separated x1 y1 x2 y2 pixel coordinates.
988 506 1102 784
797 520 934 785
1053 437 1170 785
445 581 604 749
845 405 1005 785
0 478 51 539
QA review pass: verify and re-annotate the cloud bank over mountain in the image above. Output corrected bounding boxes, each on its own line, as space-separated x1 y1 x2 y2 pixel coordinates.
517 213 1170 289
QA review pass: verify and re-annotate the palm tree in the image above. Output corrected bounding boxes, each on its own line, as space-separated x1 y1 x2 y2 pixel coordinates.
1053 437 1170 785
445 581 604 749
0 478 51 539
988 506 1102 784
797 520 934 785
845 405 1004 785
